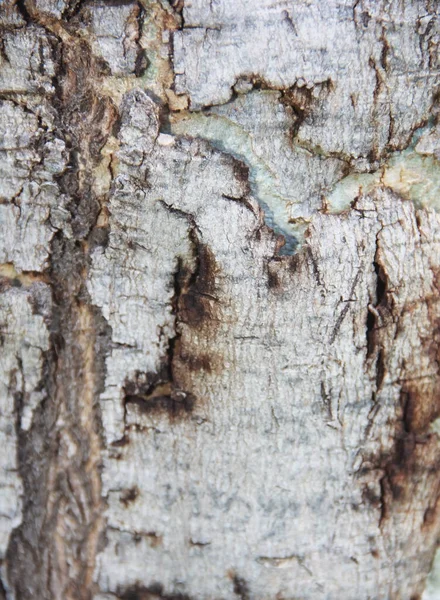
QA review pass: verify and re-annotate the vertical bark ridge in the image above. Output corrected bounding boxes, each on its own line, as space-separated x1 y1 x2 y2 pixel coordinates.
3 4 119 597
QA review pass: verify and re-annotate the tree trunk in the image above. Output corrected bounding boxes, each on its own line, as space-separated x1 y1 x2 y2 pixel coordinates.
1 0 440 598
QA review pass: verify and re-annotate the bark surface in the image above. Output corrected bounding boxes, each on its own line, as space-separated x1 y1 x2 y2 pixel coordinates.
1 1 440 599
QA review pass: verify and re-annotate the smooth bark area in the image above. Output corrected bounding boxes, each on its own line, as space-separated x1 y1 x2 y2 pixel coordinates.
1 1 440 598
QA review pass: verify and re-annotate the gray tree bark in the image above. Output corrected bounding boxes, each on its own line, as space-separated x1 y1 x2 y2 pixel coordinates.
1 0 440 598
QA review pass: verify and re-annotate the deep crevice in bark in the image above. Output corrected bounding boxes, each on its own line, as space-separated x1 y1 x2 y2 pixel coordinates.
4 13 115 598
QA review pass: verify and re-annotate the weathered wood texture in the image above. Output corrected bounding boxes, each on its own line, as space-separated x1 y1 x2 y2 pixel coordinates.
1 0 440 599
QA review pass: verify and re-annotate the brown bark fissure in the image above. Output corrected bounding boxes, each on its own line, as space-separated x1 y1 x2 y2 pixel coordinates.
363 217 440 536
2 3 127 597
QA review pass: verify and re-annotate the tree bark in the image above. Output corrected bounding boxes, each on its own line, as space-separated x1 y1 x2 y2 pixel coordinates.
1 0 440 598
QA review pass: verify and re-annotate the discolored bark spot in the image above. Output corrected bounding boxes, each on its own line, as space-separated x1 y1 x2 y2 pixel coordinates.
232 158 251 193
119 486 139 507
125 390 195 419
119 583 192 600
232 575 250 600
178 243 220 328
177 350 214 373
267 265 281 290
123 371 195 423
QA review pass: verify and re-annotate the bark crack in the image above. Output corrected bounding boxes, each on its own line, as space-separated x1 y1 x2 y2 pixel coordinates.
4 14 115 598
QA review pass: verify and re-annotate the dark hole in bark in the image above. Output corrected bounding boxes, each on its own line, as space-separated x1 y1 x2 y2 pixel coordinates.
232 575 250 600
374 260 386 305
366 260 387 357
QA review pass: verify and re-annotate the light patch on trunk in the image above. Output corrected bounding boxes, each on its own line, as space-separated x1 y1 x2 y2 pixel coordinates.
430 418 440 436
97 0 187 110
170 112 440 252
169 111 300 253
423 549 440 600
326 124 440 213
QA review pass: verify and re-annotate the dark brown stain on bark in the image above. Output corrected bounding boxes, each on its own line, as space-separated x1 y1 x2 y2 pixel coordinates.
54 38 118 239
125 389 196 419
378 305 440 523
170 240 226 412
280 83 314 140
267 263 281 289
119 583 192 600
133 531 163 547
361 247 440 551
231 158 251 194
118 241 223 437
178 242 220 327
122 366 196 432
119 486 140 507
231 575 250 600
177 349 214 373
